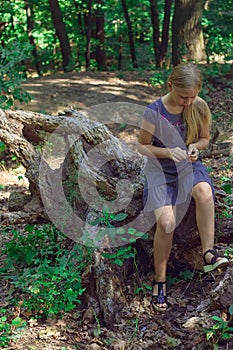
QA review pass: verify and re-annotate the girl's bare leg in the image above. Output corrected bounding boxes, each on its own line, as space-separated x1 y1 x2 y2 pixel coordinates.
192 182 215 261
153 205 176 307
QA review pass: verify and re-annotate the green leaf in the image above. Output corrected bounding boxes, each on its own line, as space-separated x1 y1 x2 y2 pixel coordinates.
222 333 233 339
143 284 152 291
115 228 126 235
221 183 232 194
93 327 101 337
179 270 193 280
212 316 225 323
0 141 6 152
11 317 23 327
229 304 233 315
206 330 214 341
101 252 117 259
113 259 124 266
135 287 143 294
128 228 137 234
113 213 128 221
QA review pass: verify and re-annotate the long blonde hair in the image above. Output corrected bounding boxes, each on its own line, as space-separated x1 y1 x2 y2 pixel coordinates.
168 63 212 145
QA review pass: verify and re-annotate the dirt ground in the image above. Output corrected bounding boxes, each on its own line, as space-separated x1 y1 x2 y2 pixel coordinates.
0 70 233 350
17 71 160 115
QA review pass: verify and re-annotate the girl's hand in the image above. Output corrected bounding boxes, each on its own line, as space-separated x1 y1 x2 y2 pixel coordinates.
187 144 199 162
167 147 188 162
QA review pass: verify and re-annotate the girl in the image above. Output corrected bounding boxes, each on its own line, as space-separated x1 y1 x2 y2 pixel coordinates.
138 63 229 312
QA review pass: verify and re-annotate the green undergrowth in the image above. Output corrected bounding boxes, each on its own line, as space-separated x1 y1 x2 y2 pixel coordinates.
0 224 92 319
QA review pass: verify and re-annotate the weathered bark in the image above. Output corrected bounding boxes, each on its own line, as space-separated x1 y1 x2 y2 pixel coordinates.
172 0 206 66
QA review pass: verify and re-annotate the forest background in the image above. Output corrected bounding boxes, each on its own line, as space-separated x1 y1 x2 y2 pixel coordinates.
0 1 233 350
0 0 232 109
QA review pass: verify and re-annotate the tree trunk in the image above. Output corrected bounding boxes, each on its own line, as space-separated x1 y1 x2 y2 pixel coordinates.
149 0 160 68
48 0 72 72
172 0 206 66
93 0 107 70
159 0 172 66
72 0 85 68
24 0 42 77
85 0 92 70
121 0 138 68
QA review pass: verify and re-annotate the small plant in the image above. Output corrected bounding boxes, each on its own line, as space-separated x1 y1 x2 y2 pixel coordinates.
150 68 172 87
204 304 233 349
0 309 27 347
220 175 232 194
102 245 136 266
224 247 233 260
135 282 152 295
116 72 125 79
179 269 194 281
90 206 128 228
85 206 148 246
167 269 195 287
93 311 102 337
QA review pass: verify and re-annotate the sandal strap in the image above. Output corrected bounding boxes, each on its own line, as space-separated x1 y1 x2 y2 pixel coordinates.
157 294 167 304
203 249 219 265
152 294 167 304
153 280 166 286
152 280 168 311
152 280 167 300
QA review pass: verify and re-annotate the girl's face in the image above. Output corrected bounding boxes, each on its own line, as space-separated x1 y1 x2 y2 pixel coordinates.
169 85 199 107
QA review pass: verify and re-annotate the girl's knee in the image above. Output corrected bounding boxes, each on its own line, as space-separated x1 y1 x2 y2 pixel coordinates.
192 182 213 203
156 216 176 234
155 206 176 234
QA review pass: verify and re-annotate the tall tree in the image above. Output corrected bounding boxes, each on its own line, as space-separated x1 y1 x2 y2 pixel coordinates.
172 0 206 66
159 0 172 66
94 0 107 70
85 0 92 70
121 0 138 68
48 0 72 72
73 0 86 67
149 0 160 67
24 0 42 76
149 0 172 67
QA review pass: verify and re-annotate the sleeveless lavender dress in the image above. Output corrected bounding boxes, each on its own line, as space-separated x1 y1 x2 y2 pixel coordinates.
143 98 214 211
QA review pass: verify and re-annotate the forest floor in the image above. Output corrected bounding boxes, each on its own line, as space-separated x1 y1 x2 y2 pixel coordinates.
0 69 233 350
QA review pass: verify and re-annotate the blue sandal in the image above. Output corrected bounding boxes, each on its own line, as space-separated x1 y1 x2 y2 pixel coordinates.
151 281 168 312
203 249 229 273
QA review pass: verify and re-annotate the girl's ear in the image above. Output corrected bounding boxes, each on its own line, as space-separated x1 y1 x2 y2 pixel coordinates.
167 81 172 91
